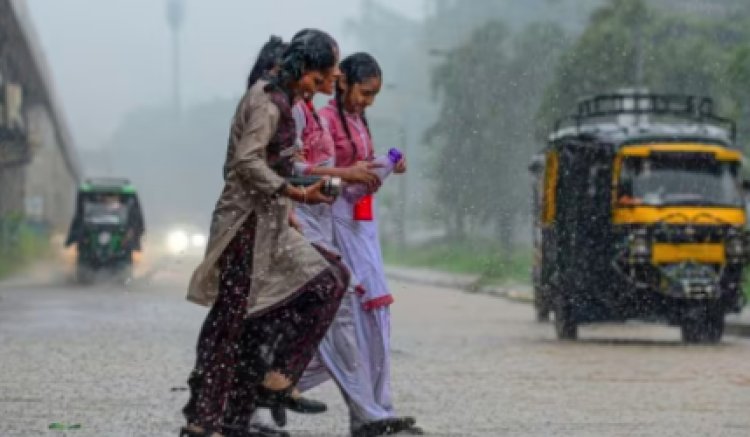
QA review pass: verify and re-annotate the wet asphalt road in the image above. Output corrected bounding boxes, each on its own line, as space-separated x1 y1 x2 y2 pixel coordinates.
1 270 750 437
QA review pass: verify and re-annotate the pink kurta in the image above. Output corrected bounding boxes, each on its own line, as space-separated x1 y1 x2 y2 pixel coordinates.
292 100 337 251
319 99 393 311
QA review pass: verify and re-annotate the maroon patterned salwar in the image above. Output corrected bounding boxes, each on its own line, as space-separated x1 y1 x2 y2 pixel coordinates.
183 216 348 432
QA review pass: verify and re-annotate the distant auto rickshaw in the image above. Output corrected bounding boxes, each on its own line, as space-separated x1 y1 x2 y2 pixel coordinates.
65 178 145 284
529 92 749 343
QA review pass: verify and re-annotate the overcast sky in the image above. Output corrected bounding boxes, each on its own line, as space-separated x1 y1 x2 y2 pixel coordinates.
26 0 426 150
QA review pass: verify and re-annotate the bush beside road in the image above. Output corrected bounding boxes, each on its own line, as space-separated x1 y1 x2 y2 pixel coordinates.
382 239 532 287
0 218 51 280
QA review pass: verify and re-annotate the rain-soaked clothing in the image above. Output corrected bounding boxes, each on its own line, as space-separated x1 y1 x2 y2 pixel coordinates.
291 98 394 427
186 80 330 316
322 98 393 309
299 99 398 428
183 217 348 431
297 290 395 430
291 100 336 251
183 81 349 432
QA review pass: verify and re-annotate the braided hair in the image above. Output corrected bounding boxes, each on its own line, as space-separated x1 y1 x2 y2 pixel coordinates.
246 35 287 90
335 52 382 156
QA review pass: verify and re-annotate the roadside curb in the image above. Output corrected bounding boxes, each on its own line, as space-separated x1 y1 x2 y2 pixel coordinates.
385 265 750 338
726 317 750 338
384 266 533 303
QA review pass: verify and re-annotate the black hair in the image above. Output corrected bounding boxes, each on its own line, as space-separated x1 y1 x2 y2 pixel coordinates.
290 30 335 126
247 35 288 90
293 28 339 52
268 29 338 95
335 52 382 149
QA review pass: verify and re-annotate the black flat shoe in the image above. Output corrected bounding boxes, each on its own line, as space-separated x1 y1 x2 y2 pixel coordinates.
246 423 291 437
396 425 425 435
285 394 327 414
255 386 290 427
256 386 328 427
351 417 417 437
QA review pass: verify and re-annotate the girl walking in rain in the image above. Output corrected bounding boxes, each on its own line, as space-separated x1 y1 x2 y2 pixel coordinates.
180 30 349 437
296 52 421 437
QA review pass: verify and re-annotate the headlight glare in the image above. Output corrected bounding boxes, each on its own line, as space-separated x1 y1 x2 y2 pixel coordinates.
167 230 189 254
191 234 207 248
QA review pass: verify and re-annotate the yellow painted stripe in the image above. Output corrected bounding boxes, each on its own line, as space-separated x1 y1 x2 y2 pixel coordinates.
652 243 725 265
542 151 558 226
613 207 746 226
619 143 742 161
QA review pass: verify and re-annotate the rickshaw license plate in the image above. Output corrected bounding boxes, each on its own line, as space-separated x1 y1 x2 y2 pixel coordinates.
652 243 725 264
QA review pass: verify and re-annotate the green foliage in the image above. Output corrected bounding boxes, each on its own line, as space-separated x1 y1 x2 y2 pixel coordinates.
382 239 532 285
538 0 750 146
0 216 50 279
427 20 570 244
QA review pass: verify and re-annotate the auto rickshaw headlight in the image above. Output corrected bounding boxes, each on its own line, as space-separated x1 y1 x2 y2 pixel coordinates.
167 230 190 254
725 237 744 258
630 235 650 257
98 231 112 246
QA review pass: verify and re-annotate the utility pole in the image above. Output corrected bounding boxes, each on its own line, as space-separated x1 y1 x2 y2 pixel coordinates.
166 0 185 117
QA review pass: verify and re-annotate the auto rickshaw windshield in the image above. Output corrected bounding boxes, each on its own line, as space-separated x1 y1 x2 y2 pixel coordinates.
83 195 130 225
617 155 743 207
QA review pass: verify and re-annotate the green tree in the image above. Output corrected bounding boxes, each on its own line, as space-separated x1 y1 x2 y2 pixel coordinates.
428 21 569 255
538 0 750 145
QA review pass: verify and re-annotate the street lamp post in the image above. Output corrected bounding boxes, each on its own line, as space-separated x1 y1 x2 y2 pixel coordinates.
166 0 185 117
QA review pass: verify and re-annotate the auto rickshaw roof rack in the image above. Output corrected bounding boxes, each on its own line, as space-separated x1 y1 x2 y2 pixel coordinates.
81 177 135 193
552 92 737 144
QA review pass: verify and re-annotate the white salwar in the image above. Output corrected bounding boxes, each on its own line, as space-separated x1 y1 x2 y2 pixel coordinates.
296 196 396 430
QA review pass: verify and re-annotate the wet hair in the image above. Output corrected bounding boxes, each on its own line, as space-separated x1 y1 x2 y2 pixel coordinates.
293 28 339 53
335 52 382 148
247 35 288 90
290 29 338 126
269 29 338 93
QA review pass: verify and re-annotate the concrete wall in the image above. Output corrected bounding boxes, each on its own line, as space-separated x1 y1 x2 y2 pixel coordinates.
0 165 25 217
23 106 76 231
0 0 79 235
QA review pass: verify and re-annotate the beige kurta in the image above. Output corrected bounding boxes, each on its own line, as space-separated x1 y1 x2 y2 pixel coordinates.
187 81 329 315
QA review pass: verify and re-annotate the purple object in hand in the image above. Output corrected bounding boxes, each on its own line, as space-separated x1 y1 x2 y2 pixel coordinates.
343 148 403 201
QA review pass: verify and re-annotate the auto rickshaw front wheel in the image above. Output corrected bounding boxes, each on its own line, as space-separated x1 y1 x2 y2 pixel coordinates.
553 296 578 340
534 288 552 322
536 307 551 322
680 304 724 344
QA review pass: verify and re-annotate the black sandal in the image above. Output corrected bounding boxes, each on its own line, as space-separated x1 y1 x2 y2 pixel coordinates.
255 386 290 427
397 425 425 435
256 385 328 427
285 394 327 414
352 417 417 437
256 385 327 413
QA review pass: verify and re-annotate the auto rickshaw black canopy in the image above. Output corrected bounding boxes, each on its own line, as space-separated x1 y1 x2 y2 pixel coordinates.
550 92 738 150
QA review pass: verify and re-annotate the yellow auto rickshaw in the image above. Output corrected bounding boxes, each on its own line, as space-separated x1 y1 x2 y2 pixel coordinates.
530 92 749 343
